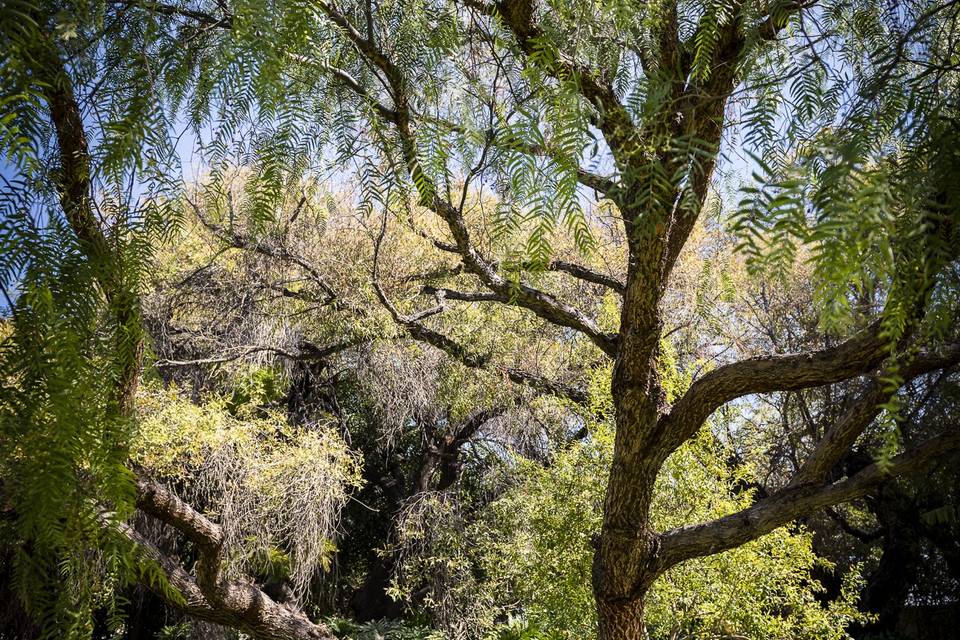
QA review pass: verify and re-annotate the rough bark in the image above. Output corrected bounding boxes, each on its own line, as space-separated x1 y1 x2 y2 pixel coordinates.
657 428 960 570
135 478 336 639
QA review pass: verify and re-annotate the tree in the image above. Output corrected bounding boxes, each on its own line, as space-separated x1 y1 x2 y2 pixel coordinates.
2 0 960 639
143 168 608 625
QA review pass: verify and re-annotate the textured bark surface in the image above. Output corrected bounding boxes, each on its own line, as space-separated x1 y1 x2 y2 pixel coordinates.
596 598 647 639
136 478 337 640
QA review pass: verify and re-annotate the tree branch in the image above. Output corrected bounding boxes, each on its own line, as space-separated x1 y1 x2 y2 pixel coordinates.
661 321 892 454
111 0 233 27
467 0 637 162
135 478 335 640
421 285 505 303
545 260 625 295
317 1 619 357
375 279 590 404
657 428 960 571
788 341 960 486
154 338 367 369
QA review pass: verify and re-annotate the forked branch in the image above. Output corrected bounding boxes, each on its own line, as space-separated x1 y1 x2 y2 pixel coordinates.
135 478 336 640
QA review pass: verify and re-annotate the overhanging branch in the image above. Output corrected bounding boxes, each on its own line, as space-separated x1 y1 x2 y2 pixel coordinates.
661 320 891 454
657 427 960 571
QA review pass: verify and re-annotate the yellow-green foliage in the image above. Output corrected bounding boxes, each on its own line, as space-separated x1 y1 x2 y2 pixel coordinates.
394 352 869 639
133 382 363 601
476 427 867 640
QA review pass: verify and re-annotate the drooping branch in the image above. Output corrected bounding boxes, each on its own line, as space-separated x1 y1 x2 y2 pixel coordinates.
288 53 398 121
155 345 303 368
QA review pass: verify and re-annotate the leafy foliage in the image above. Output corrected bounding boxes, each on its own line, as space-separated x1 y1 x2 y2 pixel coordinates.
2 0 959 638
134 382 363 602
391 356 870 639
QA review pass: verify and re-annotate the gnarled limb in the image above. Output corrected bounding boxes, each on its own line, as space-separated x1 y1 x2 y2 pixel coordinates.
135 478 336 640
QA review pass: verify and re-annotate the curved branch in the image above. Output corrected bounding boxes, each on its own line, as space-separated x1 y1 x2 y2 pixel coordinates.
661 321 891 454
657 428 960 571
375 280 589 404
135 478 335 640
789 340 960 486
317 1 619 357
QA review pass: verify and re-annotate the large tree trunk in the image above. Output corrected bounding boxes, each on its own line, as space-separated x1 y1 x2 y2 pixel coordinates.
590 204 667 637
597 598 648 639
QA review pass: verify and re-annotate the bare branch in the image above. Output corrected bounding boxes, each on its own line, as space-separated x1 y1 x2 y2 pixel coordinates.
824 506 882 543
546 260 625 295
375 277 590 404
191 206 350 308
155 345 301 368
154 338 367 369
421 285 505 303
